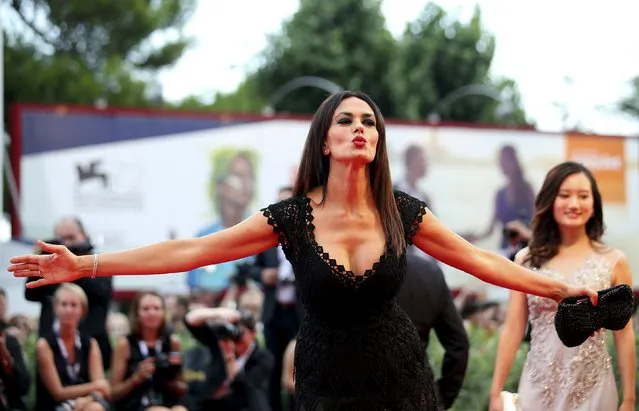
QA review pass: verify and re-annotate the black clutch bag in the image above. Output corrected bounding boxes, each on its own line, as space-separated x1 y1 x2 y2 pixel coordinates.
554 284 634 348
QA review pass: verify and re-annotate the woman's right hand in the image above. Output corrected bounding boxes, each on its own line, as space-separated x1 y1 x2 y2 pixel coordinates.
215 307 242 323
9 240 82 288
489 393 504 411
92 378 111 399
133 358 156 383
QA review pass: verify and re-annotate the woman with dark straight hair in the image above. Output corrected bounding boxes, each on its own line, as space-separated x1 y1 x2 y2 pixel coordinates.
11 91 598 411
490 161 635 411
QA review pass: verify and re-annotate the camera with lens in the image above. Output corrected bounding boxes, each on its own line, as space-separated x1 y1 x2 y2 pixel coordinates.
503 210 531 242
209 322 243 342
279 277 295 286
39 238 94 256
208 310 256 342
230 262 259 287
503 226 520 240
152 352 182 385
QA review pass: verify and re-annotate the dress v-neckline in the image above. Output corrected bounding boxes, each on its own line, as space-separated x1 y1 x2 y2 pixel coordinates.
540 252 598 280
303 197 387 282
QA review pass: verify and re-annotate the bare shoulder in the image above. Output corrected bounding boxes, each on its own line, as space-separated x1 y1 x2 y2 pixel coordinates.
35 337 53 360
591 245 631 285
35 337 50 352
593 243 626 264
611 253 632 285
285 338 297 356
114 336 131 355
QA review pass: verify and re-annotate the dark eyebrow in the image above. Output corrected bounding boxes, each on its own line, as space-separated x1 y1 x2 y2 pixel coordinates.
558 189 591 194
333 112 375 119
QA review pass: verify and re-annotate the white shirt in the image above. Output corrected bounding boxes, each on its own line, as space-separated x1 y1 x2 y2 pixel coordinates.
276 246 296 305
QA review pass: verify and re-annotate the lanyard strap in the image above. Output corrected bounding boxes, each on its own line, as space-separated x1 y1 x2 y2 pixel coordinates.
56 333 82 383
138 340 163 358
137 339 163 406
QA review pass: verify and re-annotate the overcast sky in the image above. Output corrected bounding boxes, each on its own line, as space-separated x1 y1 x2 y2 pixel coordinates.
157 0 639 135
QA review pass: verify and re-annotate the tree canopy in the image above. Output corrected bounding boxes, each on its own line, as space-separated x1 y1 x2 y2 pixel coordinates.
619 76 639 120
210 1 530 125
3 0 196 112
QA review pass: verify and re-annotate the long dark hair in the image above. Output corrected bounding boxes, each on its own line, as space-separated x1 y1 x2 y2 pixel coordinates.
293 91 405 255
129 291 167 337
525 161 605 268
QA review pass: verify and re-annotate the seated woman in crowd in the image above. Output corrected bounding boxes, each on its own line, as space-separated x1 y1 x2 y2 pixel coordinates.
110 291 187 411
35 283 110 411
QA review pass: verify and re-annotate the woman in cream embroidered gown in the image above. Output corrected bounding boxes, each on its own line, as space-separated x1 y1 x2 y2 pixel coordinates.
489 162 636 411
518 253 621 410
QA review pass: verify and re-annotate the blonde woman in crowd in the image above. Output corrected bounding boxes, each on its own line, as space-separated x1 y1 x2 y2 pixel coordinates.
35 283 110 411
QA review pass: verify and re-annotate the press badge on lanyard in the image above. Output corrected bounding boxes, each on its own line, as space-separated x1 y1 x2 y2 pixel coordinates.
138 340 163 406
56 333 82 383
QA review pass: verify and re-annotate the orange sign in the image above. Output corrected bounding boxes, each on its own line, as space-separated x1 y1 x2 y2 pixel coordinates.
565 133 626 204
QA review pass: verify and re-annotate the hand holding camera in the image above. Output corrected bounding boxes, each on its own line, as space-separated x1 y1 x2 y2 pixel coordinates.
504 220 531 241
214 307 242 323
133 357 156 384
154 352 182 385
230 262 258 287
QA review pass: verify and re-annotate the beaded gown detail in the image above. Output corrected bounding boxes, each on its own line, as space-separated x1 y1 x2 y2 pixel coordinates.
518 253 620 411
261 191 440 411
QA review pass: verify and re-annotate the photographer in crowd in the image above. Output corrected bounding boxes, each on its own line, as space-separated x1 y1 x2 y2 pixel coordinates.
502 217 531 262
110 292 187 411
25 217 113 370
184 307 273 411
219 263 264 324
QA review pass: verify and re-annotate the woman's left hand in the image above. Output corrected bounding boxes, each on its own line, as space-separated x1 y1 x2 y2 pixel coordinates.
564 285 598 306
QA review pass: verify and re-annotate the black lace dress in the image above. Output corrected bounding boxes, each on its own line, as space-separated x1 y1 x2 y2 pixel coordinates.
261 190 440 411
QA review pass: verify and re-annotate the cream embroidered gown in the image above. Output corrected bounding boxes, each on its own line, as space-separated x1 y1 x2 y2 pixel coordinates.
518 252 621 411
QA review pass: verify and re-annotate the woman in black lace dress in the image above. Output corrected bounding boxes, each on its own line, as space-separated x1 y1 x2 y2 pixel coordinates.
10 91 598 411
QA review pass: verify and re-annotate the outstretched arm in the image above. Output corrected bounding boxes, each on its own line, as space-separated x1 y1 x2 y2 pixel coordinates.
413 211 596 303
10 212 279 287
88 212 278 276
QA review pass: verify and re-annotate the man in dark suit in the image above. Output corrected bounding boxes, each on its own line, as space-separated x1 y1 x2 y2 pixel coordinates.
24 217 113 370
396 249 469 410
184 307 274 411
255 186 303 411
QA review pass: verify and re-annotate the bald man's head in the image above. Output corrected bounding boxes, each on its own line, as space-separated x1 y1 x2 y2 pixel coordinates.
54 217 89 248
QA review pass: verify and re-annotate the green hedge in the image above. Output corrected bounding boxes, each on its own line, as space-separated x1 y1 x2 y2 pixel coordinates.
427 325 638 411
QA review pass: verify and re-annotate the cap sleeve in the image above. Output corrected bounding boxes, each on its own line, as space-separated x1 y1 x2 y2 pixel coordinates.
260 197 303 260
394 190 428 245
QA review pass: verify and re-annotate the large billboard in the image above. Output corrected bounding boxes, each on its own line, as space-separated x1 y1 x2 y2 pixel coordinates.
11 106 639 297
